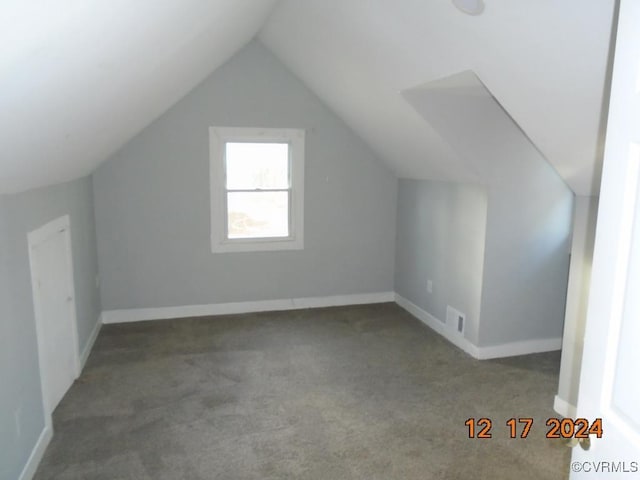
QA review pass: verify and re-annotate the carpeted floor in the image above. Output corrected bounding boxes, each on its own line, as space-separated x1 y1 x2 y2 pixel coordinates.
34 303 570 479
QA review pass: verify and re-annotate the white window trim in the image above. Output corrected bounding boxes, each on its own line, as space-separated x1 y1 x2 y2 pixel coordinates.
209 126 305 253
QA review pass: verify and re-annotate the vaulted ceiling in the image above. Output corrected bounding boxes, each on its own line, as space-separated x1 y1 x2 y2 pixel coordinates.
0 0 277 194
260 0 616 195
0 0 616 195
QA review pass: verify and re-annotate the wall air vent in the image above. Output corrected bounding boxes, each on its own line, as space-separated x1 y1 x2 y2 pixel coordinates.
446 305 466 335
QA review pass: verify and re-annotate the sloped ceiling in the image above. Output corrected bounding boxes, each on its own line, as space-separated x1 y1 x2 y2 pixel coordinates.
260 0 616 195
1 1 616 196
0 0 277 194
403 70 567 187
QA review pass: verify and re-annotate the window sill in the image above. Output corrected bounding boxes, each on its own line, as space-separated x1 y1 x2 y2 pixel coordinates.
211 236 304 253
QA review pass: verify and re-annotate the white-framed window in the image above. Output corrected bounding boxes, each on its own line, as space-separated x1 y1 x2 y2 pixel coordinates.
209 127 305 253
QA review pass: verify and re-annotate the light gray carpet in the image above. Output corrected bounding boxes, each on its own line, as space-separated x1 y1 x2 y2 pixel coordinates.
34 303 570 479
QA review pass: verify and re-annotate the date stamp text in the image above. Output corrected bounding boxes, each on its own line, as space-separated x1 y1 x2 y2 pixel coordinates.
464 417 603 439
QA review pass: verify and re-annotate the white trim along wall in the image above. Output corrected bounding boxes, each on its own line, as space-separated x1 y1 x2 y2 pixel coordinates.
18 425 53 480
102 292 395 324
394 294 562 360
99 291 560 361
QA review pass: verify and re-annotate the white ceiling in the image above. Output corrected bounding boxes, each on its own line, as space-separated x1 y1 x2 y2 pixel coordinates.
0 0 277 194
1 1 616 195
260 0 616 195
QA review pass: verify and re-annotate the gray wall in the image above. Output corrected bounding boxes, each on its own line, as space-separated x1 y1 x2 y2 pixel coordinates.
0 177 100 480
479 176 573 346
93 40 397 310
403 71 573 347
395 180 488 344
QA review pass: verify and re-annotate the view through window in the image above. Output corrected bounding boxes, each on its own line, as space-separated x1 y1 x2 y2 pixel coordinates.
225 142 290 239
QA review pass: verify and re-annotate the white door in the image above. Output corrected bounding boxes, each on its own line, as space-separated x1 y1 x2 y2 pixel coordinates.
571 0 640 477
28 215 80 415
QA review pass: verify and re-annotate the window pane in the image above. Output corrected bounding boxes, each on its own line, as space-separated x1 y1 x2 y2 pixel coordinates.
226 143 289 190
227 191 289 239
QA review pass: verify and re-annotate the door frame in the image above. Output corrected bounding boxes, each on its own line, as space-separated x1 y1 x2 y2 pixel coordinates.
27 214 81 420
570 0 640 473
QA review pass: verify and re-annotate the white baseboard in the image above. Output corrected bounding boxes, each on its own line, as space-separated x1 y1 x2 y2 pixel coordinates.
477 337 562 360
553 395 577 418
18 425 52 480
79 316 102 369
102 292 395 324
395 294 480 358
394 294 562 360
101 292 560 360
